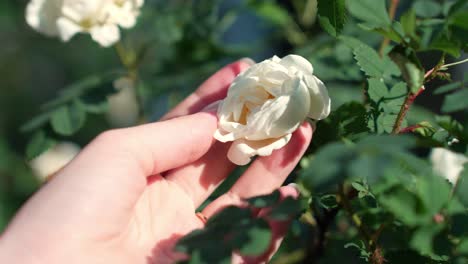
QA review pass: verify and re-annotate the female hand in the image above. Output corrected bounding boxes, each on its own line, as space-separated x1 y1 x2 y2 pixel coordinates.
0 59 312 264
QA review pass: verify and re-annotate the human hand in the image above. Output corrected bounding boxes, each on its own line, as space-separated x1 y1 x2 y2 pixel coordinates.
0 59 313 264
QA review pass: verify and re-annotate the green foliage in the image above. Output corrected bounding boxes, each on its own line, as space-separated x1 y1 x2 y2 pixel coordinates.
317 0 347 37
346 0 391 28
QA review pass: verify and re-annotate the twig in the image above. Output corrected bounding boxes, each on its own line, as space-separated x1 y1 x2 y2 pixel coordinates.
338 185 373 246
391 68 434 134
399 124 423 134
440 58 468 70
378 0 400 56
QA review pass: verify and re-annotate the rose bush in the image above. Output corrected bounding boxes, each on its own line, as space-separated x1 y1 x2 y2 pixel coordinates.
214 55 331 165
26 0 144 47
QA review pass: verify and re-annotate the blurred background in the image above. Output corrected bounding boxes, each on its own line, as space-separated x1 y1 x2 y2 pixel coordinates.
0 0 466 255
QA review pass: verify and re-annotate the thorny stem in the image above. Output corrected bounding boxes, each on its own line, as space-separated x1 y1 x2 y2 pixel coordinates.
399 124 423 134
338 185 372 247
392 68 435 134
339 185 386 264
378 0 400 56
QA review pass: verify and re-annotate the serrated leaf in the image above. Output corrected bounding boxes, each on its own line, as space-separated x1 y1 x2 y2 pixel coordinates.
347 0 391 27
230 218 271 256
50 100 87 136
441 88 468 113
352 43 399 78
269 197 306 221
20 111 54 133
247 190 280 208
317 0 347 37
26 131 57 160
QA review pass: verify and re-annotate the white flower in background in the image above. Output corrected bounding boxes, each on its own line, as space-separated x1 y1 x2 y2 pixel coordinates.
30 142 80 182
26 0 144 47
430 147 468 184
107 77 140 127
214 55 331 165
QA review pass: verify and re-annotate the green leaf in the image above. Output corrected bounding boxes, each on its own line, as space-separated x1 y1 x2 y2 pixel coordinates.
389 46 425 93
25 131 57 160
50 100 87 136
352 42 400 78
457 238 468 255
347 0 391 27
433 81 463 94
441 88 468 113
41 71 119 110
206 206 251 228
414 0 442 18
268 197 306 221
230 218 272 256
247 190 280 208
410 225 444 257
20 111 54 133
250 2 290 26
300 142 354 190
401 9 417 38
317 0 347 37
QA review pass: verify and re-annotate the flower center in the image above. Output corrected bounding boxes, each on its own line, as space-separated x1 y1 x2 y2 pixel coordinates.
238 105 250 125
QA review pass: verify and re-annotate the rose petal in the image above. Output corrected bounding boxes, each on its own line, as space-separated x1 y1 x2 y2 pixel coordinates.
227 134 292 165
26 0 62 36
245 77 310 140
279 54 314 74
89 24 120 47
304 75 331 120
56 17 83 41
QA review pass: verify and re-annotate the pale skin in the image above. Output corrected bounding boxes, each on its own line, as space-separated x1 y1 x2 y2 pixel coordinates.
0 59 313 264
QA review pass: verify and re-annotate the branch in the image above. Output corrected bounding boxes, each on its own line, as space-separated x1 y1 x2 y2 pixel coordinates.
391 68 435 134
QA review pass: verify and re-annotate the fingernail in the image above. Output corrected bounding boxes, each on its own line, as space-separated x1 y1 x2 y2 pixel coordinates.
201 100 221 113
240 57 256 66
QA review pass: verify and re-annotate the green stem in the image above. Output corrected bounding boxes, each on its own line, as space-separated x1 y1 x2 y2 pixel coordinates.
440 58 468 70
114 41 146 123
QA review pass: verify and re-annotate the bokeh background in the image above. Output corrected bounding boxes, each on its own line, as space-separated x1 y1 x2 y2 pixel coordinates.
0 0 466 254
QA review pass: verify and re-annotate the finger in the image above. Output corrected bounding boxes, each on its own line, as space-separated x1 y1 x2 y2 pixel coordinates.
202 122 312 218
161 58 254 120
237 185 301 264
53 112 218 206
165 141 236 207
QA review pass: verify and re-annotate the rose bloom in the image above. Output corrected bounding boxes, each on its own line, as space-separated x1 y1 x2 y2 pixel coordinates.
30 142 81 182
26 0 144 47
430 147 468 184
107 77 140 127
214 55 331 165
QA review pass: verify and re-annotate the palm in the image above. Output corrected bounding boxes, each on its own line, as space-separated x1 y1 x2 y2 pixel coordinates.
0 60 312 264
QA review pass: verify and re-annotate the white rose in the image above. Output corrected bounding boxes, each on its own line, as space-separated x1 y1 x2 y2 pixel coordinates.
214 55 331 165
107 77 140 127
30 142 81 182
430 147 468 184
25 0 144 47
